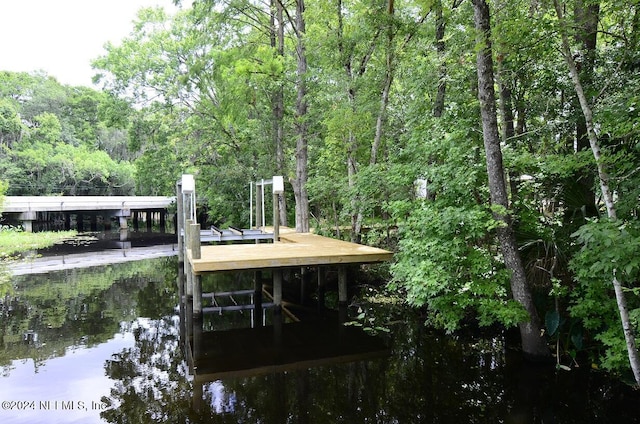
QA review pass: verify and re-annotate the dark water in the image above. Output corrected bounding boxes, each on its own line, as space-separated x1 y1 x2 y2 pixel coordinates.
1 252 638 423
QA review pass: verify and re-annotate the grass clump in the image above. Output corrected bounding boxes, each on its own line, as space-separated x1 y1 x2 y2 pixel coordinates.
0 226 77 258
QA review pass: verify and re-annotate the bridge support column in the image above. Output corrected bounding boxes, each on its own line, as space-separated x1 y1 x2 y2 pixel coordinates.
159 211 166 233
114 208 131 230
19 211 36 232
77 213 84 232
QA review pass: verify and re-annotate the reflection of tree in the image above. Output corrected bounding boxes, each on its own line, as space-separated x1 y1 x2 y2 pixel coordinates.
0 257 178 371
101 316 195 423
100 272 638 423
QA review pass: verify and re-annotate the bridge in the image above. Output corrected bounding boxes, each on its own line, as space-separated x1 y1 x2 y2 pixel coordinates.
2 196 175 232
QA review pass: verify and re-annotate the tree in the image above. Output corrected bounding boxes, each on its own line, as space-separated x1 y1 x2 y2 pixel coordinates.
472 0 550 360
291 0 310 232
0 99 24 148
271 0 288 227
0 179 7 213
553 0 640 385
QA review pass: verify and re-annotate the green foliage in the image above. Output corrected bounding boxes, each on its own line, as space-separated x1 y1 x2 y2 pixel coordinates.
569 219 640 372
44 0 640 378
0 179 6 212
390 201 527 332
0 228 77 258
0 71 135 195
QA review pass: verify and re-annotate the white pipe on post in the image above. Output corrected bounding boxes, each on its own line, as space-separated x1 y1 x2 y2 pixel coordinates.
261 179 266 228
272 176 284 243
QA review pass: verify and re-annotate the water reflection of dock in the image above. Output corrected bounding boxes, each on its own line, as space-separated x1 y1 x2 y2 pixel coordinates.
184 318 390 382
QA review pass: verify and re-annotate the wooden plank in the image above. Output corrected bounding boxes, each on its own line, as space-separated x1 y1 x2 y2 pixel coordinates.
189 232 393 274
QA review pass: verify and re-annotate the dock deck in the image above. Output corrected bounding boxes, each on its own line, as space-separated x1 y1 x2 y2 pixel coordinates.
187 231 393 274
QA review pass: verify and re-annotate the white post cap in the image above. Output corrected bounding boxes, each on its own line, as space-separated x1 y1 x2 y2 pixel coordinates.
182 174 195 194
272 175 284 194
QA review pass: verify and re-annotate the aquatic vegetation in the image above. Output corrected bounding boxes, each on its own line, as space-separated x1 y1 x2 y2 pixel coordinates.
0 227 77 258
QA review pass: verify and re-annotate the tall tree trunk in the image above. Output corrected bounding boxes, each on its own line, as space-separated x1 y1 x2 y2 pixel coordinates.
433 0 447 118
371 0 395 165
347 130 362 243
494 2 518 202
473 0 551 360
272 0 287 226
572 0 599 216
292 0 310 232
270 0 285 222
554 0 640 386
337 0 363 243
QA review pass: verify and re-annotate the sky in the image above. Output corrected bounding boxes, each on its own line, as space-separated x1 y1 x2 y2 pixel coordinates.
0 0 180 87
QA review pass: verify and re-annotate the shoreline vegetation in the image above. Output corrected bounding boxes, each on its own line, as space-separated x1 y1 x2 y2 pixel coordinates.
0 228 77 259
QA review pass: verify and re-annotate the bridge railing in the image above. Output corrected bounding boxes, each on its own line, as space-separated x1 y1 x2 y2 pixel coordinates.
2 196 175 213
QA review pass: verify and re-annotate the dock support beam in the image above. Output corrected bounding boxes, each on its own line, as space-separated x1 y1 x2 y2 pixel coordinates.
338 266 348 305
254 271 263 327
317 266 326 313
273 269 283 313
176 180 184 263
300 267 309 305
338 266 348 323
185 219 193 298
338 266 347 305
189 222 202 317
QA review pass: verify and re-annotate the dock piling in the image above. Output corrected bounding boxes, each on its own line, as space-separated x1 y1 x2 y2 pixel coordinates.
338 266 348 323
273 269 283 313
176 180 184 263
317 266 326 313
190 222 202 317
185 219 193 298
338 266 348 305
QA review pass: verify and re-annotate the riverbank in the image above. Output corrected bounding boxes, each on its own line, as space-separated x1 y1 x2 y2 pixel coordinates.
0 228 77 258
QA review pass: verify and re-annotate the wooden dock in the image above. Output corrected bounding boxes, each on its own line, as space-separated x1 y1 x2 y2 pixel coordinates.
187 230 393 274
182 227 393 316
176 176 394 407
176 176 393 317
